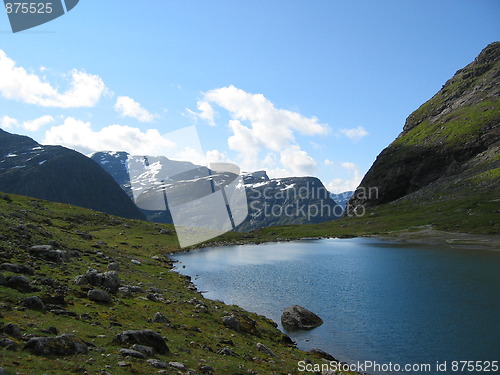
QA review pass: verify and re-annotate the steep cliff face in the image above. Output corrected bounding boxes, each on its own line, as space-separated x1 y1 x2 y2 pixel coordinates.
348 42 500 212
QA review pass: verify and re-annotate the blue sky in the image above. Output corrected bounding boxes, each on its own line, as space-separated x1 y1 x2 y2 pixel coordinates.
0 0 498 192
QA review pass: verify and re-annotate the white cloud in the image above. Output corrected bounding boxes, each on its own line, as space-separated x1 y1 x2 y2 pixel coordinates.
327 162 363 193
196 85 327 176
196 101 216 126
205 149 230 163
0 50 106 108
22 115 54 131
339 126 368 141
279 145 317 176
324 159 334 166
0 115 18 129
114 96 155 122
43 117 176 155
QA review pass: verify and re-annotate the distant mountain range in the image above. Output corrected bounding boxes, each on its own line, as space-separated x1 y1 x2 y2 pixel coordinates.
0 129 145 220
330 191 354 211
348 42 499 213
92 152 342 231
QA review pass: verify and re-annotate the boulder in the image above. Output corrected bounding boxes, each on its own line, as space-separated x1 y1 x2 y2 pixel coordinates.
24 334 88 356
237 313 258 335
281 305 323 329
88 289 111 303
152 312 170 324
221 315 240 332
114 330 169 354
21 296 46 311
0 337 17 350
29 245 68 263
73 270 120 293
6 275 32 292
2 323 21 338
0 273 5 285
0 263 34 275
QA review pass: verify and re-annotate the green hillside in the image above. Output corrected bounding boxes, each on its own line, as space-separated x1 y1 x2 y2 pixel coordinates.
0 193 354 375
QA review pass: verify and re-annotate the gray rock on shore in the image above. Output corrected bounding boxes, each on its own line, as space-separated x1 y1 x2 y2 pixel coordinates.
281 305 323 329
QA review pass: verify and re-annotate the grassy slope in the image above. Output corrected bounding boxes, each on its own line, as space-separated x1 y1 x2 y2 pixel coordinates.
0 193 356 375
214 190 499 244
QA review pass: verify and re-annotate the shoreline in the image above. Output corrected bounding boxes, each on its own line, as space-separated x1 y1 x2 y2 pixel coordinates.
168 228 500 372
173 228 500 255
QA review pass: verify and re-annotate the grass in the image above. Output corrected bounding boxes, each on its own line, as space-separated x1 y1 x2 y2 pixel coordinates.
0 192 361 375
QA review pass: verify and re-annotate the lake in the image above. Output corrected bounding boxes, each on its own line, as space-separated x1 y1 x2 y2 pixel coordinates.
171 238 500 374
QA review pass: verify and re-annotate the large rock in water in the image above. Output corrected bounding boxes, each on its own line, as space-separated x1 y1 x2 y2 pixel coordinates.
281 305 323 330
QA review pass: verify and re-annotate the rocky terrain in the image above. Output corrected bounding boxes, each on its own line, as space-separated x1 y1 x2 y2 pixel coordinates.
0 130 145 221
0 192 355 375
348 42 499 213
238 171 342 231
92 152 342 231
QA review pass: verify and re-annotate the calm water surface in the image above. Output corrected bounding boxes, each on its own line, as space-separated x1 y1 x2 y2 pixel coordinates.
171 238 500 374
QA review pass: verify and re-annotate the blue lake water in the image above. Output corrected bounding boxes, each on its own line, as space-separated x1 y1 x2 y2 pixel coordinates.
171 238 500 374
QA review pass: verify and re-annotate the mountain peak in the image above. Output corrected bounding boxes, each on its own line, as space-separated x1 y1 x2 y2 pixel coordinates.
348 43 499 211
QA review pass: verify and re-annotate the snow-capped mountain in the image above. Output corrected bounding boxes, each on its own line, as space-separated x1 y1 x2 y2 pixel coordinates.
92 151 342 231
330 191 354 212
0 129 145 220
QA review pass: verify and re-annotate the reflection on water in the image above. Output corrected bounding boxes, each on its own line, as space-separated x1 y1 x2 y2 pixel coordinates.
172 238 500 375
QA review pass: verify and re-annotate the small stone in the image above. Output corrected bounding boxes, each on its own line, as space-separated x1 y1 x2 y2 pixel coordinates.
113 330 169 354
169 362 186 370
152 312 170 324
41 326 59 335
309 348 337 361
88 289 112 303
107 263 120 271
119 348 146 359
147 359 168 369
131 344 155 356
131 259 141 265
218 347 236 356
256 342 278 357
117 362 131 367
200 365 215 374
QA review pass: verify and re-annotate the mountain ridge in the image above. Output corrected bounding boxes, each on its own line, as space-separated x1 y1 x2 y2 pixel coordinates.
0 129 145 220
348 42 499 212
